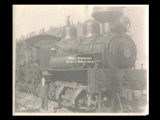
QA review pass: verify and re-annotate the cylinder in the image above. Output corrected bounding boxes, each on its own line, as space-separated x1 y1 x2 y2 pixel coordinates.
83 19 100 37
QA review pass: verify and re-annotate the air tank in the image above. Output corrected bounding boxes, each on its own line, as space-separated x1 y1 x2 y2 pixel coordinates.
83 19 100 37
49 55 85 69
63 25 77 40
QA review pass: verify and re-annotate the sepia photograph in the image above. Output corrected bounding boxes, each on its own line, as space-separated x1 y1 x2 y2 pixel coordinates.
13 5 149 116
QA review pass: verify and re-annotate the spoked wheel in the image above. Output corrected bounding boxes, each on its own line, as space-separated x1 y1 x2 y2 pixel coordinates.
48 89 56 100
48 83 56 100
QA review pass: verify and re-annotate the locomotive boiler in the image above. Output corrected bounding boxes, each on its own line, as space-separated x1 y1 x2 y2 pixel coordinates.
49 8 137 70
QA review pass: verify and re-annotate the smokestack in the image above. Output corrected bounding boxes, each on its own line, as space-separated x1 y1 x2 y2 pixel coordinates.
91 6 124 33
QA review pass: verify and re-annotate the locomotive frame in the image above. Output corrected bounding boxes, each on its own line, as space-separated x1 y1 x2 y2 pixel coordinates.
40 53 147 113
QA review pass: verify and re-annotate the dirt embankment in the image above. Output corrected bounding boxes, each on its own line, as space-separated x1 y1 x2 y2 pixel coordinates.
14 89 72 113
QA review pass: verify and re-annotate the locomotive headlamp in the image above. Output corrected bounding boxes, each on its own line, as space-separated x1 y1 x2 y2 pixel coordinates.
121 17 131 29
112 16 131 30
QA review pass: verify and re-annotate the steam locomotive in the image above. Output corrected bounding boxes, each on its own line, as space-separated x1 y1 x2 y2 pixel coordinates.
16 7 147 112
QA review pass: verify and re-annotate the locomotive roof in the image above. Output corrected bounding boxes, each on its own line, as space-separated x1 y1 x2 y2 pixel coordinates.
16 34 61 45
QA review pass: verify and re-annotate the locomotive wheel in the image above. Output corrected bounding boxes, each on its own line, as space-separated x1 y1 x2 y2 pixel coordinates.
48 82 56 99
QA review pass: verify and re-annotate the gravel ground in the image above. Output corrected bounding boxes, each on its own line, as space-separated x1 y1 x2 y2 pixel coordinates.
14 88 73 113
14 88 148 115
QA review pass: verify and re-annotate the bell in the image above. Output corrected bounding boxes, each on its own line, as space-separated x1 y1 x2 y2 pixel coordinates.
63 25 77 40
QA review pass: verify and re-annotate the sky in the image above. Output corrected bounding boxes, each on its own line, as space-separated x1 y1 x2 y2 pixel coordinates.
13 5 149 68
